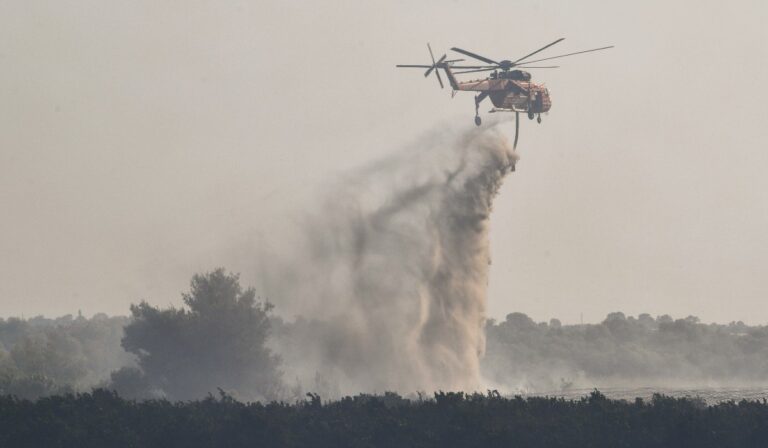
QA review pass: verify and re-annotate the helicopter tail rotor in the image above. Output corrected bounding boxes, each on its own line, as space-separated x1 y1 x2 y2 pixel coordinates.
425 43 446 89
395 43 449 89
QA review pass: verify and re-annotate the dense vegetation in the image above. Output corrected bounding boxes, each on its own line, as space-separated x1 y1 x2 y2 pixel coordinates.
0 269 281 401
484 312 768 391
1 389 766 447
0 314 133 398
3 269 768 400
111 269 282 401
3 272 768 446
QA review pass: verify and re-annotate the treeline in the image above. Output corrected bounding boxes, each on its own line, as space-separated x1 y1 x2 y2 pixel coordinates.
0 314 134 398
484 312 768 391
4 269 768 400
0 270 284 401
1 389 767 447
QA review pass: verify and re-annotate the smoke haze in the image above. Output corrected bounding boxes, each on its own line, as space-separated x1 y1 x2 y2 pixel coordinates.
482 312 768 394
5 122 768 401
263 122 517 394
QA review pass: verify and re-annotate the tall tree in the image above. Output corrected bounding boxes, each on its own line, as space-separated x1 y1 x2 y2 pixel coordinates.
120 269 281 400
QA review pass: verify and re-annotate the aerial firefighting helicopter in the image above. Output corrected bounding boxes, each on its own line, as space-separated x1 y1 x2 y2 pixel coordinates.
396 39 613 148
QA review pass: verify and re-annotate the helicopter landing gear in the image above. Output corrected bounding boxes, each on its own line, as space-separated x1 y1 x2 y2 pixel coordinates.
474 94 482 126
537 114 542 124
528 110 535 120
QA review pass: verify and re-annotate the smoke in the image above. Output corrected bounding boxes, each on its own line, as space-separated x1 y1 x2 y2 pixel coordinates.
262 121 517 395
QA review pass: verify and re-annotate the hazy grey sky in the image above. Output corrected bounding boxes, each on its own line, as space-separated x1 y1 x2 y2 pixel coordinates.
1 0 767 324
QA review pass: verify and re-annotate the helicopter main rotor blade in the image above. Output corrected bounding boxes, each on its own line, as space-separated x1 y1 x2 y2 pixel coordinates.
453 68 497 74
448 65 495 69
396 65 434 68
453 64 558 75
512 38 565 65
450 47 499 65
516 45 614 65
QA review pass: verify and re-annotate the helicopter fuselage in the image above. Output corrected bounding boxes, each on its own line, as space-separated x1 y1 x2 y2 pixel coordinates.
459 78 551 113
442 66 551 114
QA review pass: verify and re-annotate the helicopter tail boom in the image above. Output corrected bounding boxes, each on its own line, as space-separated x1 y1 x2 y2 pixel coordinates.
440 63 461 91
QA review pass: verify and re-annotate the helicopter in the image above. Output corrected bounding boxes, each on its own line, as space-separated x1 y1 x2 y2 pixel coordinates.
396 39 613 149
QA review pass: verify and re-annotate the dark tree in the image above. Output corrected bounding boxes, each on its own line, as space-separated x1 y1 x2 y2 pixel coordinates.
119 269 281 400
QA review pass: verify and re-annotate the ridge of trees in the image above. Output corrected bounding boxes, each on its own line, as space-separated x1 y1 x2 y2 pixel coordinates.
3 269 768 400
484 311 768 390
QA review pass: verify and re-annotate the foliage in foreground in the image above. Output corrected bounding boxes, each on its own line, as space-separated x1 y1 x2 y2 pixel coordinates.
1 389 767 448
